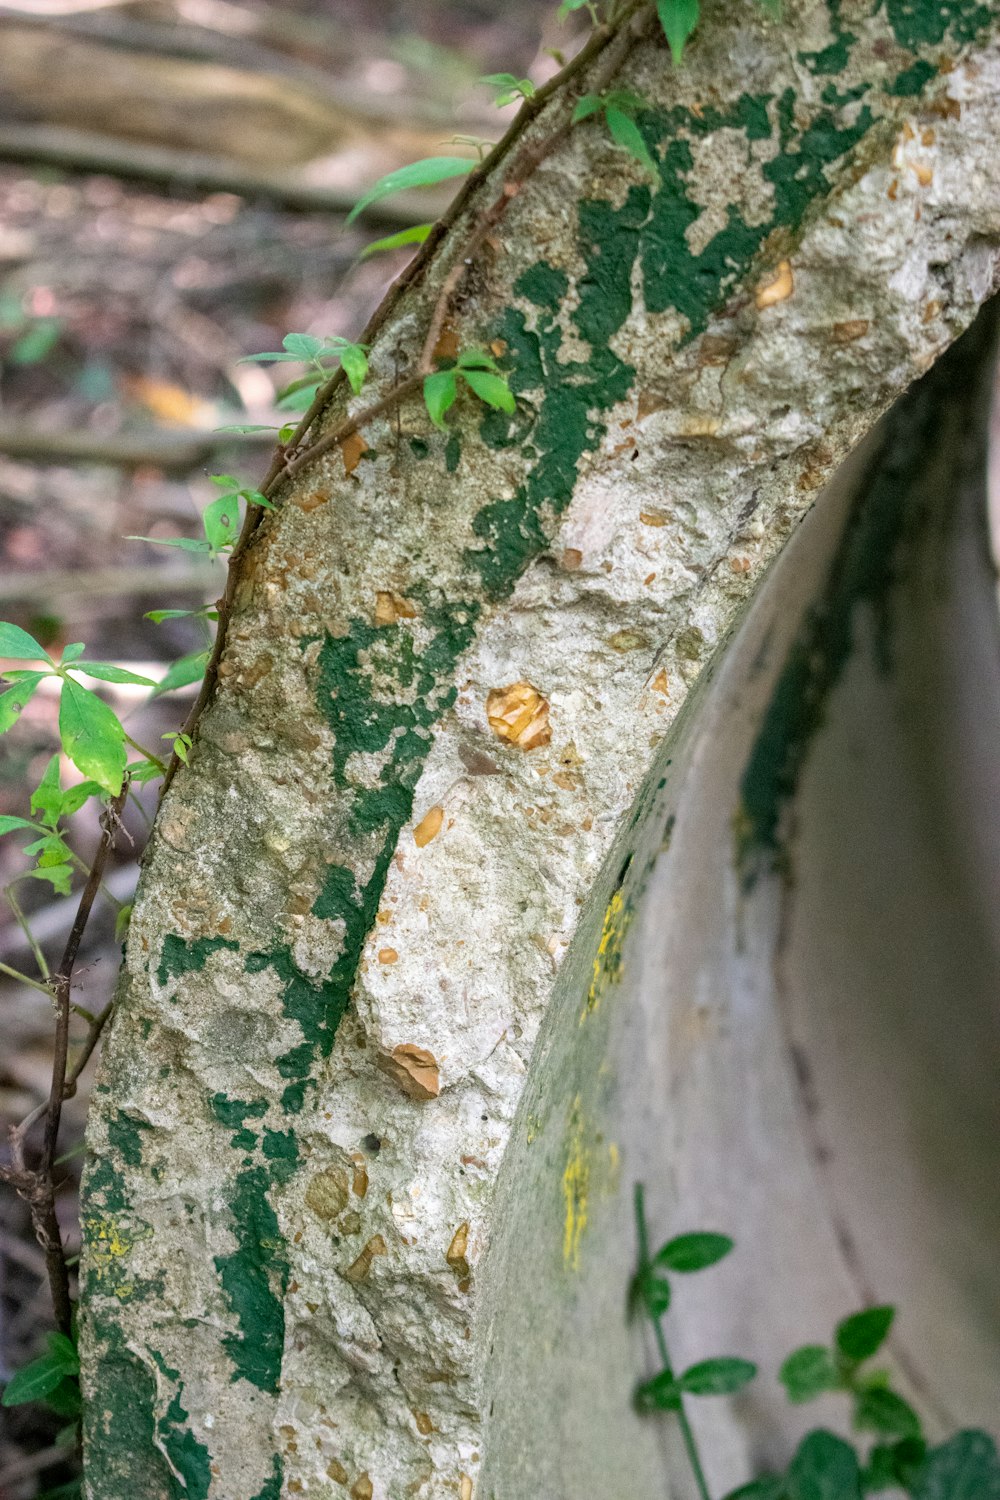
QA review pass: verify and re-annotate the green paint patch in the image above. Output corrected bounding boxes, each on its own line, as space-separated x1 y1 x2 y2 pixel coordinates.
888 57 937 94
250 1453 284 1500
150 1353 212 1500
156 933 238 988
884 0 992 49
107 1110 151 1170
262 1128 299 1184
799 0 855 75
214 1166 288 1392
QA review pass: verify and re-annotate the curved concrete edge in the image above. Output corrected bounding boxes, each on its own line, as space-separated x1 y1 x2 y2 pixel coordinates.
478 313 1000 1499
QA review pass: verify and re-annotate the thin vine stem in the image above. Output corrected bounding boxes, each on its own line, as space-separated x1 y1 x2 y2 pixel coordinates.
634 1185 713 1500
5 883 51 979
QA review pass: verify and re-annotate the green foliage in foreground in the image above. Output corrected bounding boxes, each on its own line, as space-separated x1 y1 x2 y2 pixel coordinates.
632 1186 1000 1500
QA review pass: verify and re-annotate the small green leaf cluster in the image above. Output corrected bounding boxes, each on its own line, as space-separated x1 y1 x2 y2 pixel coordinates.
573 89 660 182
423 348 516 430
129 472 271 559
632 1227 756 1417
1 1329 81 1452
0 623 159 802
632 1189 1000 1500
0 292 63 368
241 332 370 413
480 72 536 107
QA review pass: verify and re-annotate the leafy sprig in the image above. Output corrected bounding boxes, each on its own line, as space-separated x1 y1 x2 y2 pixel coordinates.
423 348 516 430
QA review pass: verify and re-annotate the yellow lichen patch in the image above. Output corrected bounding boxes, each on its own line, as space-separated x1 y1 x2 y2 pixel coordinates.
413 805 444 848
485 681 551 750
755 258 794 309
562 1097 590 1271
305 1167 350 1222
85 1214 149 1298
343 1235 387 1284
446 1221 470 1279
377 1043 440 1100
374 590 418 626
581 885 633 1020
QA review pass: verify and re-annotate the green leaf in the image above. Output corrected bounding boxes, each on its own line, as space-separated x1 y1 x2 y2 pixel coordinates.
24 863 73 894
115 902 133 941
455 348 501 371
423 370 458 429
558 0 593 15
31 753 64 824
605 107 661 183
677 1357 757 1397
480 72 535 105
634 1369 682 1413
58 676 126 794
572 93 605 123
836 1307 895 1363
210 473 241 488
282 332 324 360
24 832 73 867
2 1350 71 1406
779 1345 840 1403
863 1438 926 1492
0 672 45 733
239 487 273 509
127 759 163 783
151 650 209 697
722 1479 785 1500
45 1332 79 1376
73 662 157 687
0 622 49 660
785 1431 862 1500
239 350 303 363
339 342 368 395
61 643 85 663
629 1267 672 1318
0 814 40 836
144 609 195 623
127 534 214 553
202 492 241 554
276 376 324 412
360 224 433 260
347 157 474 224
213 424 277 434
463 369 516 412
59 780 106 815
854 1386 921 1440
654 1232 734 1272
657 0 700 63
912 1431 1000 1500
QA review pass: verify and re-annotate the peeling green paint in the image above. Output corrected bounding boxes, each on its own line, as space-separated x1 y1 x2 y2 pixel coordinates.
156 933 238 988
884 0 992 49
107 1110 150 1170
249 1454 284 1500
214 1166 288 1392
151 1353 212 1500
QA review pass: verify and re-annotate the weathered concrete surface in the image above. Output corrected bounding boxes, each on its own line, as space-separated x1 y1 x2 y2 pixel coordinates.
80 3 1000 1496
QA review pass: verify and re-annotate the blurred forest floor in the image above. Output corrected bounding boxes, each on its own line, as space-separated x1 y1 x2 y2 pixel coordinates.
0 2 567 1493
